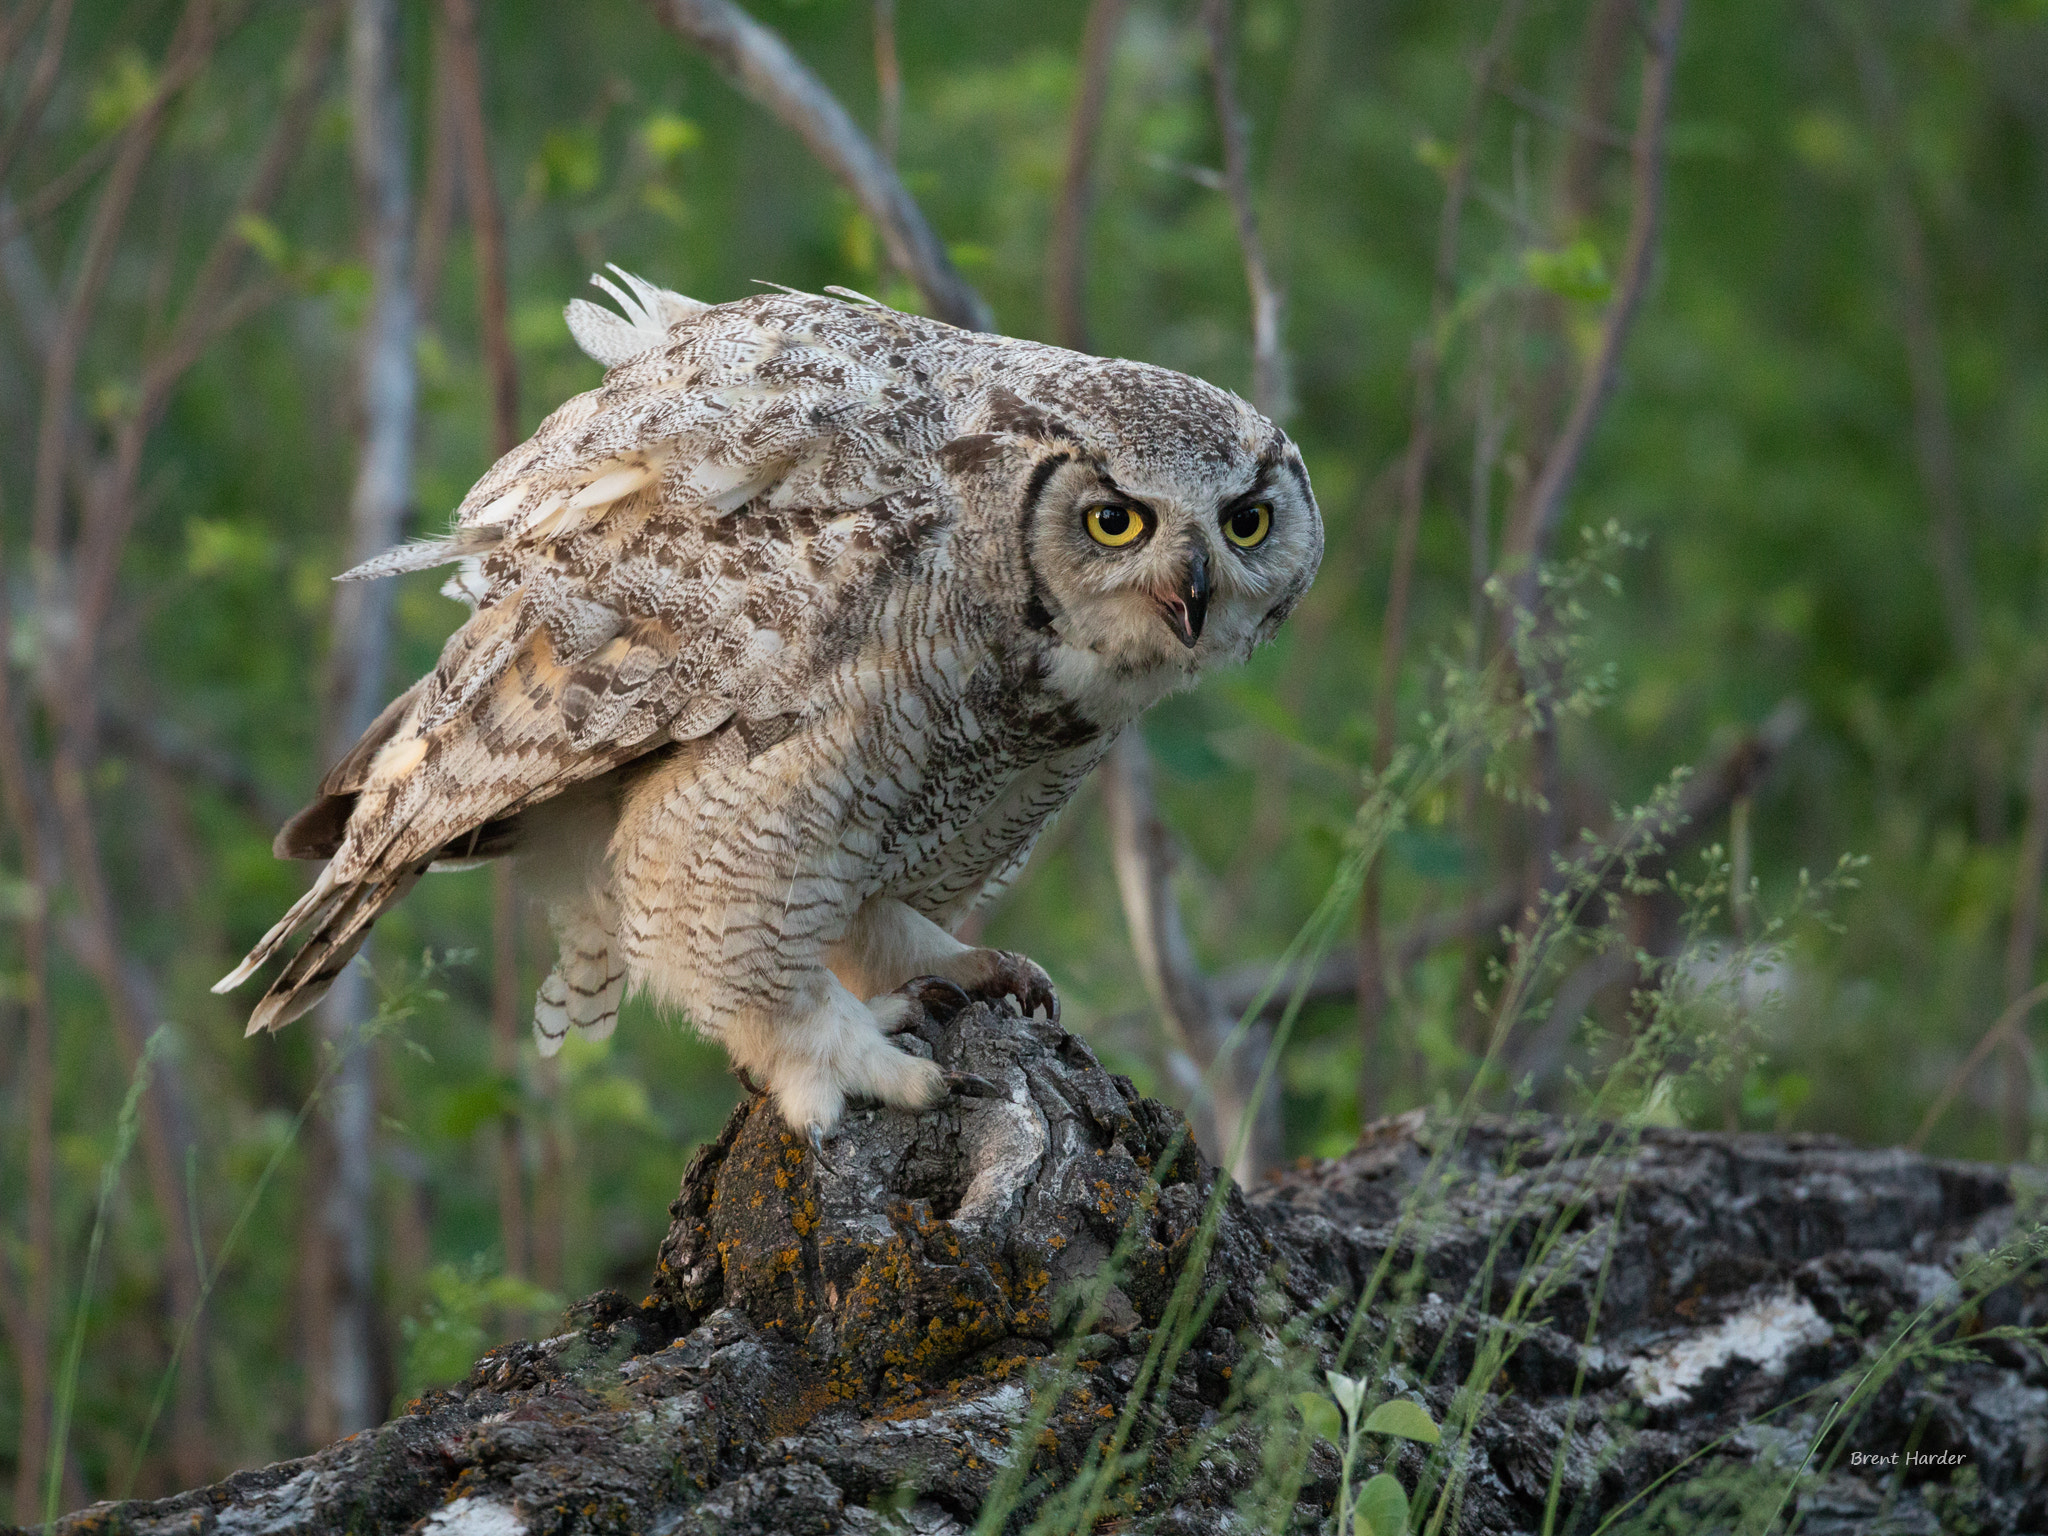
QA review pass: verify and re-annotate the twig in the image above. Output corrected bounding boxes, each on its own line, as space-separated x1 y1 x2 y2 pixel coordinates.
99 702 294 825
1101 734 1280 1184
1912 981 2048 1153
306 0 419 1439
1499 0 1685 613
871 0 901 168
1356 0 1525 1116
1045 0 1125 354
1219 700 1804 1020
1834 4 1975 664
1998 720 2048 1154
0 512 56 1527
28 0 219 596
0 0 72 186
1200 0 1288 421
443 0 530 1278
441 0 517 457
646 0 991 331
0 0 54 78
1493 78 1629 153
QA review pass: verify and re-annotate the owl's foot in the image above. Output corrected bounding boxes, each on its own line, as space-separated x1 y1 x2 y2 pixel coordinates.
883 974 974 1031
733 1064 766 1097
949 948 1060 1022
743 984 946 1143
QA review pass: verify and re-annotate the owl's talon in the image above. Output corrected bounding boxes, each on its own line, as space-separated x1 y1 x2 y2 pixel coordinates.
944 1069 1002 1101
807 1123 840 1172
898 974 974 1024
734 1065 766 1097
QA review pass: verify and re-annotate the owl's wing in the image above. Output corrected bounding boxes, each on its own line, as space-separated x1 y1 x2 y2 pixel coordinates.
217 288 965 1035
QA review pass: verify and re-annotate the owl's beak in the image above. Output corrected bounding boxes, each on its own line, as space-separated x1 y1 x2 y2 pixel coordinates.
1155 545 1210 649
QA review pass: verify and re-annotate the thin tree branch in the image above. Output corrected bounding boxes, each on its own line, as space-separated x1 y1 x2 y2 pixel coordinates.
441 0 516 457
0 509 56 1526
871 0 900 168
307 0 419 1437
1998 719 2048 1155
1356 0 1524 1116
0 0 72 186
1045 0 1124 354
29 0 218 597
0 0 54 78
1499 0 1684 612
644 0 991 331
1913 980 2048 1153
1222 699 1805 1020
1835 5 1976 665
442 0 530 1281
1101 734 1280 1184
98 701 293 826
1200 0 1288 421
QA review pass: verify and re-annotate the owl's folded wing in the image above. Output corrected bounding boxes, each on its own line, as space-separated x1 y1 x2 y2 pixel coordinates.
216 288 964 1036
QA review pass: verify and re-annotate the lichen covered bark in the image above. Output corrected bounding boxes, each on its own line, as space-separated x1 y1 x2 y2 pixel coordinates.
30 1004 2046 1535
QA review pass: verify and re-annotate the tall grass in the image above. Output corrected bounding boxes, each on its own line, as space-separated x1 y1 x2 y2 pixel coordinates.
957 534 2046 1535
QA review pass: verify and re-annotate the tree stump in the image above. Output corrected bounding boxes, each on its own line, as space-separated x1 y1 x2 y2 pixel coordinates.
30 1002 2047 1535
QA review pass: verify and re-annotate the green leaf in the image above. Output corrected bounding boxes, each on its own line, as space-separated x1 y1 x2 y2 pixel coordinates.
1361 1398 1441 1443
235 212 289 268
87 47 156 137
529 125 601 200
641 111 701 162
1355 1472 1411 1536
1294 1391 1343 1445
1324 1369 1367 1420
1521 238 1611 304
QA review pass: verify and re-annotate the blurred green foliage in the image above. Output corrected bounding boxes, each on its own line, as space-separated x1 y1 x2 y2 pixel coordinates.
2 0 2047 1507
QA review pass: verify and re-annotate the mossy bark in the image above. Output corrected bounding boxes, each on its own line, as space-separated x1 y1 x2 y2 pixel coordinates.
27 1004 2046 1535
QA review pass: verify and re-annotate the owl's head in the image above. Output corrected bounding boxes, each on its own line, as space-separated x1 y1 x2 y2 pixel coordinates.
968 358 1322 710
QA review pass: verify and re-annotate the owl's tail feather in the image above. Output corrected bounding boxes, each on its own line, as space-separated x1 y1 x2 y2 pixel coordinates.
533 913 625 1058
212 862 426 1036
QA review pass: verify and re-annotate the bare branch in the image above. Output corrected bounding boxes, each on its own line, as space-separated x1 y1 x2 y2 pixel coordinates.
645 0 992 331
98 701 293 826
871 0 900 168
29 0 219 603
1100 734 1280 1184
441 0 517 457
1045 0 1125 354
1499 0 1685 610
1357 0 1524 1116
0 0 72 186
442 0 530 1280
1835 6 1976 664
1200 0 1288 421
1913 979 2048 1152
1223 699 1805 1020
305 0 421 1439
1999 719 2048 1154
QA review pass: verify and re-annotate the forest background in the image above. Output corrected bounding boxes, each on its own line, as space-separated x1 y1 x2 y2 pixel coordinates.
2 0 2046 1516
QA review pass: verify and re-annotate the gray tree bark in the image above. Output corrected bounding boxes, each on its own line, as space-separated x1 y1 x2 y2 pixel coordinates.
304 0 417 1442
34 1003 2047 1536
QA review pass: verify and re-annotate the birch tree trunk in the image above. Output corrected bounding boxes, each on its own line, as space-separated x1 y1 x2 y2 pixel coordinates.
305 0 416 1440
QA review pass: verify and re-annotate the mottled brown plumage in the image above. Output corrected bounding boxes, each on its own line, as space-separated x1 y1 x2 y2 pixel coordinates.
218 272 1322 1137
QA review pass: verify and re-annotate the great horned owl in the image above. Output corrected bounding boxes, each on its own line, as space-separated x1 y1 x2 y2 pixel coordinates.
217 272 1323 1141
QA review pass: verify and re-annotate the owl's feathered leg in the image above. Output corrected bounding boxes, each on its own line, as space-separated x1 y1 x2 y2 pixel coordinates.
827 898 1061 1022
721 973 944 1138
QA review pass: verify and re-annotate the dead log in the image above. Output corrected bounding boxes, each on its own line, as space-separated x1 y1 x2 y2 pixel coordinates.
28 1003 2046 1535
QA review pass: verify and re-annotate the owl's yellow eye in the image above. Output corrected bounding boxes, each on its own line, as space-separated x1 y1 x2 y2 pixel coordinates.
1224 501 1272 549
1084 503 1145 548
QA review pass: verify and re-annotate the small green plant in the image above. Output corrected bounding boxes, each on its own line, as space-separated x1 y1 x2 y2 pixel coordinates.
1300 1372 1441 1536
